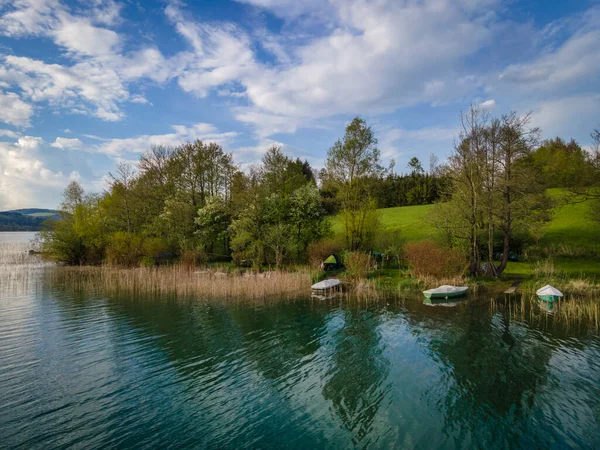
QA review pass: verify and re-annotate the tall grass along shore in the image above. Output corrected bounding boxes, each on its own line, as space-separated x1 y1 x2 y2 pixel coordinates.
47 266 314 301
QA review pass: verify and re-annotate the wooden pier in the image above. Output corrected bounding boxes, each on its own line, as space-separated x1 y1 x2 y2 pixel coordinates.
504 281 521 294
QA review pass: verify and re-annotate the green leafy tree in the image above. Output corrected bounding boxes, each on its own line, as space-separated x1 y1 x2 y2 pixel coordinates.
326 117 388 250
289 183 330 261
195 196 232 256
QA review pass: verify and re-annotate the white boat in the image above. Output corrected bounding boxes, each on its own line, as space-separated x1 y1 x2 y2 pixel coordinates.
423 285 469 299
311 279 341 291
536 284 563 302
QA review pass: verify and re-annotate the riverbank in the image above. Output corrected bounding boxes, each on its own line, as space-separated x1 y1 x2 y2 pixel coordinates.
365 266 600 298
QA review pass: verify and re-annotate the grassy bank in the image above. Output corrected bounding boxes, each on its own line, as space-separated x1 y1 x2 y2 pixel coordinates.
331 188 599 282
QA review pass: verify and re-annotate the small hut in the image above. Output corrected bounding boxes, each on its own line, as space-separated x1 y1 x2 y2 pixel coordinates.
323 254 341 271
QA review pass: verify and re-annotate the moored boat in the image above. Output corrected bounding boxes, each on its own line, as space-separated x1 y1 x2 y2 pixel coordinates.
536 284 563 302
311 279 341 294
423 285 469 299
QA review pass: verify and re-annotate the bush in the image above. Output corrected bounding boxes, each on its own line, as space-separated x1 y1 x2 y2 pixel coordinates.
533 258 562 278
106 232 143 267
142 237 169 258
344 251 373 280
180 249 208 269
307 238 343 269
405 240 465 278
140 256 156 268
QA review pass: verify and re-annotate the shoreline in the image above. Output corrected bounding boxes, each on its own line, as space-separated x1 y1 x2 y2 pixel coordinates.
38 262 600 301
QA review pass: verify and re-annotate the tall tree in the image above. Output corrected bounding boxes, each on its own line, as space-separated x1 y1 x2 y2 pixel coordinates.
438 107 549 277
495 112 542 274
60 181 84 213
441 106 489 275
326 117 387 250
107 162 136 233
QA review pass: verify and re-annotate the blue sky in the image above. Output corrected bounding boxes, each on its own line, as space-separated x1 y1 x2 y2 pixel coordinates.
0 0 599 209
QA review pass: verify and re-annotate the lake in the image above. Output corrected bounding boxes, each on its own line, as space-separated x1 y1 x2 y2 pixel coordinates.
1 232 599 449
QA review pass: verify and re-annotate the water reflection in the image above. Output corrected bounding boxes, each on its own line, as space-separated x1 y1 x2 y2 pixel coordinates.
537 299 555 314
1 272 600 449
423 297 468 307
322 308 390 447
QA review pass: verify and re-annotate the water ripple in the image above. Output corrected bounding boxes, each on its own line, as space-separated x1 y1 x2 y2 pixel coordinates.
1 268 600 448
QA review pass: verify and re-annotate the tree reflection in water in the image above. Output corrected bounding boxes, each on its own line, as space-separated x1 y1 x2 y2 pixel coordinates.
322 307 391 447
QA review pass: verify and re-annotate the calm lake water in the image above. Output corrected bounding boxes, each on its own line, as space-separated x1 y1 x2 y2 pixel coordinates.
1 232 599 449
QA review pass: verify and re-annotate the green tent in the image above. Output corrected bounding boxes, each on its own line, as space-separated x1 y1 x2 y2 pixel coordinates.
324 255 337 264
323 254 340 270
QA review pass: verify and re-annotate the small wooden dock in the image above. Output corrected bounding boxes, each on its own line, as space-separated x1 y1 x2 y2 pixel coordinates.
504 281 521 294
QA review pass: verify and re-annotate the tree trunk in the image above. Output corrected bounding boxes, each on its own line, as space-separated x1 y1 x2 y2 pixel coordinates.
497 185 511 275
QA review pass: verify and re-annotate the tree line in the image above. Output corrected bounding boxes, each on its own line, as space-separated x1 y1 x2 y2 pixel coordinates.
40 112 600 277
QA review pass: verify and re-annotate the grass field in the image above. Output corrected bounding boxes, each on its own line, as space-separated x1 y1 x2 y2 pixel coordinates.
331 203 438 241
332 188 599 280
540 188 600 252
27 212 57 218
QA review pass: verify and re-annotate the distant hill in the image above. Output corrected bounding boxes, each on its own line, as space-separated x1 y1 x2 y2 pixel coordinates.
0 209 59 231
8 208 58 217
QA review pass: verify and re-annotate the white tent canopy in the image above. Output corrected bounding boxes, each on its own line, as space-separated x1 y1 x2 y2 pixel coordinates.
536 284 563 297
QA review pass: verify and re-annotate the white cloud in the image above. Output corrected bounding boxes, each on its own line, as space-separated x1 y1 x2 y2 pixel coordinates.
165 4 257 98
165 0 497 137
495 8 600 94
530 94 600 141
0 0 60 37
0 137 74 209
52 17 121 57
51 137 84 149
0 0 175 122
1 55 129 121
0 129 21 138
95 123 238 156
377 125 459 164
130 95 151 105
479 99 496 110
0 90 33 126
15 135 43 150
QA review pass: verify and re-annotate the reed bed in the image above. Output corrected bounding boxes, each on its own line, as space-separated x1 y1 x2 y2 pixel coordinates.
47 265 314 301
0 241 53 297
491 294 600 333
0 242 38 266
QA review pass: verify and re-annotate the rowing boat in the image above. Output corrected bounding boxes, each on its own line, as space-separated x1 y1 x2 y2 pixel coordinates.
423 285 469 299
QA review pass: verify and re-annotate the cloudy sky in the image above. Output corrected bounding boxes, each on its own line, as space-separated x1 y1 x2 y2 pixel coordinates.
0 0 599 209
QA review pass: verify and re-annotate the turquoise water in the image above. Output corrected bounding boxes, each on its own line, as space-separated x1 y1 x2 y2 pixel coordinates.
1 234 600 449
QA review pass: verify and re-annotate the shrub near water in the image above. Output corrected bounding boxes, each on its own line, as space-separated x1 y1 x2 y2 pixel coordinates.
405 240 465 278
106 232 144 267
307 239 343 269
344 251 373 280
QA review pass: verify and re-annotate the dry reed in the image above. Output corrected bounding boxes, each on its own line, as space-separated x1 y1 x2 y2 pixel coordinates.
412 274 472 290
47 265 314 301
491 295 600 333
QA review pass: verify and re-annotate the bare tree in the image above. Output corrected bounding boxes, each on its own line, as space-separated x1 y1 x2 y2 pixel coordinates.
495 112 541 275
444 105 489 275
428 153 439 175
438 107 547 277
60 181 84 213
108 162 136 232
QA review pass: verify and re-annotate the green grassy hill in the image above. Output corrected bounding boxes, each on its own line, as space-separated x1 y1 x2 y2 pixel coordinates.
540 189 599 252
331 203 438 242
331 189 600 278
